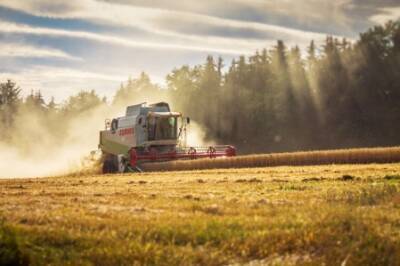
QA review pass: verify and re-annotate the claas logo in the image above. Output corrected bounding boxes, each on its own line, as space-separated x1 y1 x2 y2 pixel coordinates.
119 128 134 136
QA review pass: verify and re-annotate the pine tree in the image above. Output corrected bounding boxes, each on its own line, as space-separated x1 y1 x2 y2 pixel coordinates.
0 79 21 106
0 80 21 137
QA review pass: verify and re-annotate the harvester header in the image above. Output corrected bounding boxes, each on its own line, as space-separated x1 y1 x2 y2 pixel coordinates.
99 102 236 173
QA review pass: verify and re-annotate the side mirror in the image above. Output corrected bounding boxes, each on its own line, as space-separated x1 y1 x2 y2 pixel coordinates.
111 119 118 133
186 117 190 124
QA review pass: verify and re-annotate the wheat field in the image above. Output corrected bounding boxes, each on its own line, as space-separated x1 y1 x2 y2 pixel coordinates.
141 146 400 172
1 163 400 265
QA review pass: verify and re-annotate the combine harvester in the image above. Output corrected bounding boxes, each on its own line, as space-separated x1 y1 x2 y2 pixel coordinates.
99 102 236 173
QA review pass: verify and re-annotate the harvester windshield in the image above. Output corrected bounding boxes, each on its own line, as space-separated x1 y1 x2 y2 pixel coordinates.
148 116 177 141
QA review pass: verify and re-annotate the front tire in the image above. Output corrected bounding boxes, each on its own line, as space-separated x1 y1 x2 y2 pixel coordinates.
102 154 118 174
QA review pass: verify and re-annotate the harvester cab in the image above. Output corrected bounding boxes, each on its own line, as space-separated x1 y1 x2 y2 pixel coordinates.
99 102 236 173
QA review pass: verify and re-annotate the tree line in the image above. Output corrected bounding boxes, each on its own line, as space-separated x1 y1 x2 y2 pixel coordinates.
1 21 399 154
166 20 400 152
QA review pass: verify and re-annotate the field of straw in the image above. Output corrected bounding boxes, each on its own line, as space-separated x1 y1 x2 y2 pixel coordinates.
1 163 400 265
142 146 400 172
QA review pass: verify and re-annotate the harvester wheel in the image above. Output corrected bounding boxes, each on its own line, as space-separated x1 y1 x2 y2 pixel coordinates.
102 155 118 174
117 154 127 173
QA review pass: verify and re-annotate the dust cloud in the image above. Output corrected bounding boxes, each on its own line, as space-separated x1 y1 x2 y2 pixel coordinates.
184 121 215 147
0 99 211 178
0 105 111 178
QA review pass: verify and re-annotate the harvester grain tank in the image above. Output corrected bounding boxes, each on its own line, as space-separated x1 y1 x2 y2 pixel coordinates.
99 102 236 173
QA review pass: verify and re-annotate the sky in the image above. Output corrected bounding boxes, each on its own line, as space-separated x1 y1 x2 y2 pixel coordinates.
0 0 399 102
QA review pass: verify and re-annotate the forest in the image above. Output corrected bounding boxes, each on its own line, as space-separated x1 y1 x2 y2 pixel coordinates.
1 21 399 154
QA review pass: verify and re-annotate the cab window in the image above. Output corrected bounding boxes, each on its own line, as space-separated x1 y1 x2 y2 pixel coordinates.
148 117 177 140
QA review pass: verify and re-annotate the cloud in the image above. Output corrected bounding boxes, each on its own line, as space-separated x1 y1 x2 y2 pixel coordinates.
0 0 83 17
152 11 331 44
0 42 81 60
1 0 399 41
97 0 400 36
90 0 370 35
0 65 126 101
0 18 327 58
370 7 400 24
0 20 274 55
0 0 338 52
